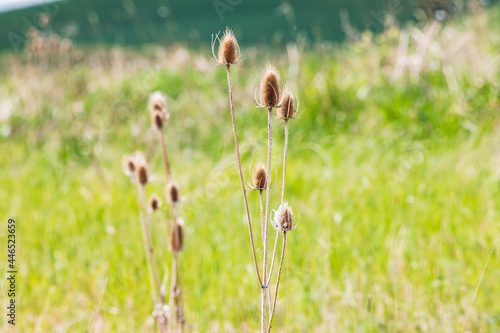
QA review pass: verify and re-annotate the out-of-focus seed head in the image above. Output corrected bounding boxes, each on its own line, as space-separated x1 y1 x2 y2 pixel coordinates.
170 218 184 253
151 110 165 131
260 64 280 108
148 91 169 116
135 158 149 186
272 202 295 232
278 85 296 120
149 194 162 211
166 181 180 204
252 162 267 190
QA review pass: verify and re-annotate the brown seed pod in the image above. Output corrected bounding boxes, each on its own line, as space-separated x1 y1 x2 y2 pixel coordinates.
151 110 165 131
170 218 184 253
123 155 136 177
252 163 267 190
135 161 149 186
217 28 240 65
166 181 180 204
260 64 280 108
278 85 296 120
149 194 162 211
273 202 295 232
148 91 168 116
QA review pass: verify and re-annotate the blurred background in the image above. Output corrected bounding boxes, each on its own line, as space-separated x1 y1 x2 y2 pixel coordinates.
1 0 500 332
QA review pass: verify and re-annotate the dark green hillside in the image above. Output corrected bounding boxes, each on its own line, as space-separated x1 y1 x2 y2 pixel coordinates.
2 0 494 52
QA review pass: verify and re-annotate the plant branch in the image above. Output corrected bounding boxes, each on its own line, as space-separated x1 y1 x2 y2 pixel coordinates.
226 64 262 285
267 231 287 333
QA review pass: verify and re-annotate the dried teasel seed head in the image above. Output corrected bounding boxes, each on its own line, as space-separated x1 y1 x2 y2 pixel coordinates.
278 85 296 120
148 91 168 116
151 110 165 131
252 163 267 190
135 160 149 186
170 218 184 253
149 194 162 211
217 28 240 65
166 181 180 204
260 64 280 108
273 202 295 232
123 155 136 177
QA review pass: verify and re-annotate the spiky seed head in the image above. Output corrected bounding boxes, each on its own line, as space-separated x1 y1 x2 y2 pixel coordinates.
135 160 149 186
252 163 267 190
273 202 294 232
148 91 168 115
123 155 136 177
170 218 184 253
151 110 165 131
166 181 180 204
218 28 239 65
149 194 162 211
278 85 296 120
261 64 280 108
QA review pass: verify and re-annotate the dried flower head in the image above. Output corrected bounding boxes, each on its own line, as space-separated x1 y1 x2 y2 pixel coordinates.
148 91 169 116
251 163 267 190
149 194 162 211
135 159 149 186
151 110 165 131
123 151 145 178
255 64 281 109
166 181 180 204
272 202 296 232
278 85 297 120
212 28 241 65
170 218 184 253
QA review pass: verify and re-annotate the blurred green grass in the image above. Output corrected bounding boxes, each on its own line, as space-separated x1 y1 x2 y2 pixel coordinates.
1 7 500 332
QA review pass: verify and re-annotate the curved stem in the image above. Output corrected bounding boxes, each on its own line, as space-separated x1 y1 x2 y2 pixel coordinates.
226 65 262 285
267 231 287 333
281 119 289 204
262 107 273 333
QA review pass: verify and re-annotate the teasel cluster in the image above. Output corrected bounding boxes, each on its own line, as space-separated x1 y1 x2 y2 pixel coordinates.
213 28 299 332
123 92 186 333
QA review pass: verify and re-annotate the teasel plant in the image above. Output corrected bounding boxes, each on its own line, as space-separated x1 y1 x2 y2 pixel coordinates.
212 27 300 332
122 92 187 333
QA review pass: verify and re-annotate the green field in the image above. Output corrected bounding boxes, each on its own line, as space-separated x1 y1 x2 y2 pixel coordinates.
1 6 500 332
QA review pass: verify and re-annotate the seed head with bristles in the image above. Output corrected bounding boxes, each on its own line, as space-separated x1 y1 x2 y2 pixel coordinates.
135 159 149 186
251 162 267 191
166 181 180 204
151 110 165 131
170 218 184 253
148 91 169 116
149 194 162 211
123 151 146 179
212 28 241 65
255 64 281 109
272 202 296 232
277 85 297 120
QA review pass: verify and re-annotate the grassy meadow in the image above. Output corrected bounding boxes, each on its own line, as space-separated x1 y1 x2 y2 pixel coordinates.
1 7 500 332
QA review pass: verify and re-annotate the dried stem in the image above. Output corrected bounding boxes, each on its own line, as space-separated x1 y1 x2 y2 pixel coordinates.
260 190 265 243
226 64 262 285
281 119 289 204
137 184 161 302
267 231 287 333
262 107 273 333
267 231 280 317
159 131 172 180
137 184 167 332
170 253 178 332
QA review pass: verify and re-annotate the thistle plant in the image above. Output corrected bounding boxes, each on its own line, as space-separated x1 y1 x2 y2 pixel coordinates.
122 91 187 333
213 27 300 332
